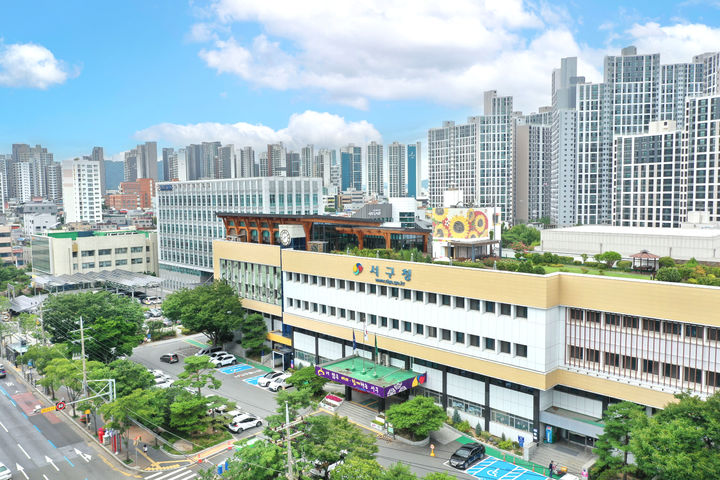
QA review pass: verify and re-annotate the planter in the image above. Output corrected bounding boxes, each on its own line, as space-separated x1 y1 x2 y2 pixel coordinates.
395 435 430 447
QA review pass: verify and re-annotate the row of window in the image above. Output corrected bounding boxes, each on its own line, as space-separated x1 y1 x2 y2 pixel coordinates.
286 297 528 358
288 272 528 318
77 246 148 257
76 257 149 269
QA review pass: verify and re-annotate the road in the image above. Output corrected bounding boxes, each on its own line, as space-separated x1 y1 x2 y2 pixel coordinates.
0 367 138 480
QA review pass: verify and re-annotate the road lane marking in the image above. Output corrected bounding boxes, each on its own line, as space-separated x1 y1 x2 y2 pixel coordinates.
74 447 92 462
34 425 42 433
43 475 49 480
17 443 30 459
48 439 57 448
147 467 190 480
64 455 75 467
15 463 28 479
45 456 59 471
0 421 7 432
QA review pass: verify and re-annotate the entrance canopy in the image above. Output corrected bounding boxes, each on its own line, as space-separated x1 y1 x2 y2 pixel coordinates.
315 355 426 398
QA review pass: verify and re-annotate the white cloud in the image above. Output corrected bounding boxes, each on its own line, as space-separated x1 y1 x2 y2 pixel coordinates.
626 22 720 63
133 110 382 151
0 42 73 89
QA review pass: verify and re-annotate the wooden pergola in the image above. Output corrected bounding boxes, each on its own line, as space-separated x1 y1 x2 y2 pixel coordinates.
630 250 660 272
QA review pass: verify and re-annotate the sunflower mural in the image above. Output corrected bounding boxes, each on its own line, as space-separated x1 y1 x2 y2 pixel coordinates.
432 208 493 240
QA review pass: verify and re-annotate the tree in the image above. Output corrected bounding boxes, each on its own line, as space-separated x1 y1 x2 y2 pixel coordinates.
659 256 675 268
581 253 588 263
19 344 67 374
17 312 38 340
656 267 682 283
102 388 166 460
241 313 268 357
169 391 213 436
383 463 417 480
42 291 145 363
162 281 244 346
201 440 286 480
423 474 457 480
265 388 315 435
330 457 384 480
385 396 445 441
44 357 104 416
286 366 329 397
500 224 540 249
89 358 155 398
594 401 645 480
173 355 221 396
595 251 622 268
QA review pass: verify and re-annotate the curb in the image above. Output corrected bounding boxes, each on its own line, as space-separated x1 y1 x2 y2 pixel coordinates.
6 363 145 474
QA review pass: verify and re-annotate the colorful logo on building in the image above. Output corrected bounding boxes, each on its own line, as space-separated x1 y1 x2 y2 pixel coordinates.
411 372 427 387
353 263 363 275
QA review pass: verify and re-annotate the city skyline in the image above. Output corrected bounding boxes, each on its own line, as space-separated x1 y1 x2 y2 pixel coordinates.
2 1 720 169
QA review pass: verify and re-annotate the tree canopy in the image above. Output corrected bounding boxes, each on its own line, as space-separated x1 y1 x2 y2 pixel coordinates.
500 224 540 249
286 366 329 397
241 313 268 357
162 281 244 346
174 355 221 396
385 396 446 441
42 291 145 363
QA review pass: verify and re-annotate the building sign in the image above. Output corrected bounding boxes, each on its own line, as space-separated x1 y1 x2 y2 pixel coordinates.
159 184 173 191
431 207 495 240
315 366 427 398
352 262 411 286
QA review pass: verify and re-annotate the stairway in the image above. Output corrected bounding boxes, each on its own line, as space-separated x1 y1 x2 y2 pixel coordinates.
530 441 596 476
335 401 379 427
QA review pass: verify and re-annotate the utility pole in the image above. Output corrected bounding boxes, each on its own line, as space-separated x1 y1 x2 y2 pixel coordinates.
285 401 294 480
80 316 88 397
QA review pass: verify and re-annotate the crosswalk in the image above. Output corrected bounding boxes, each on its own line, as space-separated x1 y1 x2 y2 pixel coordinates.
144 467 197 480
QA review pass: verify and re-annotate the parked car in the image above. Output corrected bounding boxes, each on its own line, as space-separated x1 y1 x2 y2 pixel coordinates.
155 380 173 389
211 354 237 367
196 345 223 357
160 353 179 364
143 296 161 305
257 371 284 387
267 373 292 392
148 308 162 317
227 414 262 433
449 442 485 470
208 350 229 359
0 461 11 480
0 364 6 379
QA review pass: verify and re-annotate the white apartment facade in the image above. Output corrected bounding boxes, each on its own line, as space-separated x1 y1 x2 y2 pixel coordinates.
367 141 384 197
62 158 102 224
686 94 720 222
387 141 406 198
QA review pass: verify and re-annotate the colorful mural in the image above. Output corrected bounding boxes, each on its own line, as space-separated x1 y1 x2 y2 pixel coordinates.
431 208 493 240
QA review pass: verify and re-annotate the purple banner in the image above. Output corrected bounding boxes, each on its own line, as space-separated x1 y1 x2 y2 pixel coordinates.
315 365 427 398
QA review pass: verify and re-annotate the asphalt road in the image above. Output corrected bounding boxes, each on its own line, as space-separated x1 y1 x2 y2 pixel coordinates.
0 368 136 480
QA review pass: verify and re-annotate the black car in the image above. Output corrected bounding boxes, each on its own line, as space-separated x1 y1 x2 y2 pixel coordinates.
449 442 485 469
160 353 179 364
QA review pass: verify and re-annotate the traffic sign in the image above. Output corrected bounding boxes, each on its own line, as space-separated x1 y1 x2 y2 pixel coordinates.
40 406 56 414
55 401 66 411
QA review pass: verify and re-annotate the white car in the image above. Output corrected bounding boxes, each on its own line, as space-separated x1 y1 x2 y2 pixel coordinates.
155 380 173 389
227 414 262 433
211 354 237 367
267 373 292 392
257 371 284 387
196 345 223 357
0 462 10 480
208 350 229 359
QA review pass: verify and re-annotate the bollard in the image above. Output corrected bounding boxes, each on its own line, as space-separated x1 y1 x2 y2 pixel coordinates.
430 444 435 457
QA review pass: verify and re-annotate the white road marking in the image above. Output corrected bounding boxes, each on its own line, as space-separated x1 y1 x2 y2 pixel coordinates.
0 421 7 432
17 443 30 459
43 475 50 480
147 467 192 480
45 455 59 471
16 463 29 479
74 447 92 462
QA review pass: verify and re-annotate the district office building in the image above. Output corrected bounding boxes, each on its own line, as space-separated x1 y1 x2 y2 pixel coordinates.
213 220 720 448
156 177 323 290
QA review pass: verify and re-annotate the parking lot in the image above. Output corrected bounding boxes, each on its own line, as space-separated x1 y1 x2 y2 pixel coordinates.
462 457 549 480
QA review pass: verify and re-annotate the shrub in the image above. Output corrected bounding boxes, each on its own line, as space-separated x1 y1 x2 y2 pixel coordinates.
656 267 682 283
580 267 589 274
658 256 675 268
452 409 461 425
616 260 632 271
558 256 574 264
533 266 546 275
573 260 582 266
455 420 472 433
475 423 482 437
498 440 514 451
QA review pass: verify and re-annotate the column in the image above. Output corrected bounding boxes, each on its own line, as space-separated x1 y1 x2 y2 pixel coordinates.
345 385 353 402
314 333 320 365
484 380 491 431
441 366 448 409
533 389 540 444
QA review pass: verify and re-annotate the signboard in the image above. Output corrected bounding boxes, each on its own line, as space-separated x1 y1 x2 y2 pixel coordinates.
431 207 495 240
55 401 66 411
40 406 56 414
315 366 426 398
352 262 412 286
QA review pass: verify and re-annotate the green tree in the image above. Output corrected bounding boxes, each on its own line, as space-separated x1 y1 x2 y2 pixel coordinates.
199 440 286 480
656 267 682 283
19 344 67 374
241 313 267 357
0 318 16 358
17 312 38 340
42 291 145 363
102 388 166 460
162 281 244 346
174 355 221 396
658 256 675 268
596 251 622 268
89 358 155 398
265 388 315 435
44 357 103 416
594 401 645 480
286 366 329 397
169 391 213 436
330 457 384 480
383 463 417 480
500 224 540 249
385 396 445 441
423 474 458 480
580 253 588 263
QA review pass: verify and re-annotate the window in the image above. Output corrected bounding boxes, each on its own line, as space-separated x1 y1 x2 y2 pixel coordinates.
359 312 365 323
115 259 127 266
500 303 511 316
485 301 495 313
709 327 720 341
664 321 681 335
369 314 377 325
441 329 451 341
403 321 411 332
623 316 639 328
515 306 528 318
707 371 720 387
469 334 480 347
586 349 600 363
469 299 480 311
338 280 345 289
685 325 704 338
349 311 355 321
131 246 143 253
329 278 335 287
643 318 661 332
454 297 465 308
441 295 451 306
380 286 387 296
500 341 511 354
427 326 437 338
623 356 638 370
131 258 143 264
369 284 376 294
604 352 620 367
415 291 423 302
380 317 388 327
403 289 412 300
455 332 465 344
606 313 621 326
515 344 528 357
321 305 327 314
663 363 680 379
427 293 437 304
642 359 659 375
358 283 366 292
312 276 318 285
115 248 127 254
81 250 95 257
320 277 326 286
98 249 111 256
587 311 601 323
484 337 495 350
312 303 318 312
99 260 112 267
570 308 584 321
391 287 399 298
391 318 399 330
330 306 336 316
348 281 355 290
339 308 346 318
415 324 424 335
569 345 583 359
81 262 95 268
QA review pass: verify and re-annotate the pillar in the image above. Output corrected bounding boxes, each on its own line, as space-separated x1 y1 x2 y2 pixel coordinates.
533 389 540 444
314 333 320 365
378 397 386 412
441 366 448 409
357 232 365 249
345 385 353 402
484 380 491 431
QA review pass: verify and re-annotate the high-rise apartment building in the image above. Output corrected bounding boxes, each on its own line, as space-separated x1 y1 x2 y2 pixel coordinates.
367 141 384 196
156 176 323 290
407 142 421 198
694 52 720 94
258 152 269 177
202 141 221 179
340 144 362 191
218 145 235 179
91 147 106 195
239 147 255 178
286 151 301 177
387 142 406 198
314 149 335 190
12 162 31 202
45 162 62 202
267 143 287 177
163 147 179 181
137 141 158 181
10 144 56 201
62 158 102 224
124 150 138 182
515 109 552 223
176 148 188 181
301 145 314 177
686 95 720 222
428 120 477 208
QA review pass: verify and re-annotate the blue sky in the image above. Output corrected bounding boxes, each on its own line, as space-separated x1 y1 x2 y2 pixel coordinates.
1 0 719 164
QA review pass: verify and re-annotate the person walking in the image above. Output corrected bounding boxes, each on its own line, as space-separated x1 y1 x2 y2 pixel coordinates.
142 444 148 454
548 460 555 478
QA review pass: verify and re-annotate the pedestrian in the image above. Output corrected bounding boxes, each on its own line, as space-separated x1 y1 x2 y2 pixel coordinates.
142 444 148 454
548 460 554 478
582 467 589 479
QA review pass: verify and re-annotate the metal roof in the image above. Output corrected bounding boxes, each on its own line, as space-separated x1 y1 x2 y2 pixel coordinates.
32 269 160 290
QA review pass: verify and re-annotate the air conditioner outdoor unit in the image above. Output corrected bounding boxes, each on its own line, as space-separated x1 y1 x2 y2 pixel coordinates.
381 353 389 366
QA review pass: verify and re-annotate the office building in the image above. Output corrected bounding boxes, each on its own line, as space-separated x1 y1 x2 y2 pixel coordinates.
301 145 314 178
407 142 421 198
91 147 106 195
62 158 102 224
214 216 720 449
156 176 323 290
31 229 157 275
387 142 406 198
340 144 362 192
239 147 255 178
367 141 384 196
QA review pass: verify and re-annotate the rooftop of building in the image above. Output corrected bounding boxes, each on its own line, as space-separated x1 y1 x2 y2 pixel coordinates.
35 228 155 240
547 225 720 238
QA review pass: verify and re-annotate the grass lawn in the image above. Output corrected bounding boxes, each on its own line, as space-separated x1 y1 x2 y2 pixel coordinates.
160 429 233 455
542 265 651 280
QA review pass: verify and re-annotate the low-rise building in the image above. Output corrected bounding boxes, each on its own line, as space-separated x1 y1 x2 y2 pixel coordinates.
0 225 12 263
31 229 158 275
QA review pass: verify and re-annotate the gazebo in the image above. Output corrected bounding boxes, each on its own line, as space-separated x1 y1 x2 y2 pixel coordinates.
630 250 660 272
